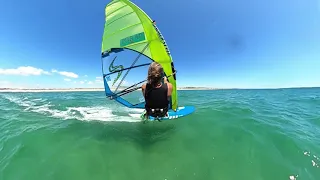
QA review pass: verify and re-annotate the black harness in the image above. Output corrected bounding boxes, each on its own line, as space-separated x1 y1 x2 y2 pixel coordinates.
145 107 168 119
144 83 169 120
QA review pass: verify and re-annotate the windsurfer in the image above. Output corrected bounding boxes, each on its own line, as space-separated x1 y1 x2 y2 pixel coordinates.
141 62 172 119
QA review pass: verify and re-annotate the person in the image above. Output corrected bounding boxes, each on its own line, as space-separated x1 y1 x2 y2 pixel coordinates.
141 62 173 119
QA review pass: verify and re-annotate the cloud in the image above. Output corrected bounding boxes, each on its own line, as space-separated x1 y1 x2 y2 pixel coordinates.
94 76 103 84
87 81 93 85
0 66 50 76
84 75 88 77
59 71 78 78
64 78 71 81
96 77 103 81
51 69 78 78
79 81 85 84
95 79 103 84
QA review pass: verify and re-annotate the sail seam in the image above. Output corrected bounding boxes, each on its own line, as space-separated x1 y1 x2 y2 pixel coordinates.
107 4 128 18
106 11 134 27
103 22 142 40
107 0 120 8
124 40 149 48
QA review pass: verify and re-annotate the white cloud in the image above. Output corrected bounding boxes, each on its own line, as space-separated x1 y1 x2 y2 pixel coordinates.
123 80 128 85
79 81 85 84
64 78 71 81
94 76 105 83
0 66 50 76
87 81 93 85
95 79 103 84
51 69 78 78
58 71 78 78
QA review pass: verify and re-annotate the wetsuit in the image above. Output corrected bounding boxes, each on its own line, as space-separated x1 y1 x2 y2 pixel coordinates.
144 82 169 118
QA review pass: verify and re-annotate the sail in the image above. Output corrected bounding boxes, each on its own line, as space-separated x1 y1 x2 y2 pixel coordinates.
101 0 178 111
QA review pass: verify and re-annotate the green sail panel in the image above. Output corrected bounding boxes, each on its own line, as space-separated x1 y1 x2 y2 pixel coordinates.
120 32 146 47
101 0 178 111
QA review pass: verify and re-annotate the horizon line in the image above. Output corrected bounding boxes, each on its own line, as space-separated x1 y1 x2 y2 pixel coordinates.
0 86 319 91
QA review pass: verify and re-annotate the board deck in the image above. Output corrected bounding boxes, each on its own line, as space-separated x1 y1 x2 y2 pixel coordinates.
129 106 195 121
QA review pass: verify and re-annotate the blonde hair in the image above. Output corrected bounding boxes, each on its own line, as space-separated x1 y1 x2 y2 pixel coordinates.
147 62 163 85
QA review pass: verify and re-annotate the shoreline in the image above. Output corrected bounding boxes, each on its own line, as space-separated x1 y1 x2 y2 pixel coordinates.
1 87 317 93
0 88 105 93
0 87 218 93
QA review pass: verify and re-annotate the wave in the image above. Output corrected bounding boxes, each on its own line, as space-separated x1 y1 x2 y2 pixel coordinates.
0 94 141 123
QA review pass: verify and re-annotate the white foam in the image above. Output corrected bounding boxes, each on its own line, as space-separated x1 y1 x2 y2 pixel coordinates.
178 106 185 110
128 108 145 113
289 175 297 180
128 113 142 119
32 105 140 123
1 94 35 107
303 151 319 168
304 151 310 156
1 95 141 123
32 98 46 102
67 106 115 121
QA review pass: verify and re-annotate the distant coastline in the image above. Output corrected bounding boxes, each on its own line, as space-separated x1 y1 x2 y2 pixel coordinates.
0 88 105 93
0 87 218 93
0 86 318 93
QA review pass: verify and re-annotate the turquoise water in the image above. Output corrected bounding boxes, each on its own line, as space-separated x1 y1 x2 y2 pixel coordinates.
0 88 319 180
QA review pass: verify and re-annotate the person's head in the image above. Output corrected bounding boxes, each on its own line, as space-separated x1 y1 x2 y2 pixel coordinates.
147 62 163 85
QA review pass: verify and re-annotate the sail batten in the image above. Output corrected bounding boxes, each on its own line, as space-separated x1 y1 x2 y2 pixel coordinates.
104 22 143 41
107 4 127 17
107 0 120 7
106 11 134 27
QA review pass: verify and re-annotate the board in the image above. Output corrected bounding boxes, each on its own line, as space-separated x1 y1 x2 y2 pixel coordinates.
129 106 195 121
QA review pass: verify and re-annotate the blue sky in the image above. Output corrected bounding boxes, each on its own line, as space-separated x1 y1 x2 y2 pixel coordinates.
0 0 319 89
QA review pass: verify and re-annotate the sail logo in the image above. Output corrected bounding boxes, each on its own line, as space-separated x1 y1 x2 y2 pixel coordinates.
120 32 146 47
108 58 123 86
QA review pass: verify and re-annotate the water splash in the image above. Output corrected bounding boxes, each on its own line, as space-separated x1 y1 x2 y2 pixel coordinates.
303 151 319 168
1 94 141 123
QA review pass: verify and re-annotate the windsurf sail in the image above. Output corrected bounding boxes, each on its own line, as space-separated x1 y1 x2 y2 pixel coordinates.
101 0 178 111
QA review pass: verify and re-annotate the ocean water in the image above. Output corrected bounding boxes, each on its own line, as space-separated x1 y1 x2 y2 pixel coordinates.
0 88 319 180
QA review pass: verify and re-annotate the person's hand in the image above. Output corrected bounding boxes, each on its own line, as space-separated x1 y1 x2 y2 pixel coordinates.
163 76 168 83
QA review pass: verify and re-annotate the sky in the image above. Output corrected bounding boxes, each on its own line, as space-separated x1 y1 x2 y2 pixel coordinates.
0 0 320 89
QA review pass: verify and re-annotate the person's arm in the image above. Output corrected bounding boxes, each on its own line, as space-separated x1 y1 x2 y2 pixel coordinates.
167 83 173 98
141 84 146 98
163 76 169 84
163 76 173 98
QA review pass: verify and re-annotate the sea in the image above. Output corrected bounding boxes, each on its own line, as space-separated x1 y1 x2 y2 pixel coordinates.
0 88 319 180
